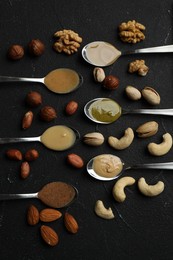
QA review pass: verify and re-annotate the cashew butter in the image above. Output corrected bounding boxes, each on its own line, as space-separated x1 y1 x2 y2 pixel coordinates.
92 154 123 178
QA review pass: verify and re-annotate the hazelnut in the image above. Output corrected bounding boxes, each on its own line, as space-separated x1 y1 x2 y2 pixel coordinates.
103 75 119 90
26 91 42 107
28 39 45 56
40 105 57 122
7 44 24 60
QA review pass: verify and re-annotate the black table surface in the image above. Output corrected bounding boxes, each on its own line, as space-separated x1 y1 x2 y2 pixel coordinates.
1 0 173 259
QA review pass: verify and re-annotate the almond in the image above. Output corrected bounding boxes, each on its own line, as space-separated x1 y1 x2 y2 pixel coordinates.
65 101 78 115
64 212 79 234
27 204 39 225
6 149 22 161
20 161 30 179
67 153 84 168
25 149 39 161
40 208 62 222
40 225 59 246
22 111 33 129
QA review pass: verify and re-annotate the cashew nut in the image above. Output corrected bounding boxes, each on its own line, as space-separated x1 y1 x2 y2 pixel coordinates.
108 127 134 150
94 200 115 219
138 177 164 197
148 133 173 156
112 176 136 202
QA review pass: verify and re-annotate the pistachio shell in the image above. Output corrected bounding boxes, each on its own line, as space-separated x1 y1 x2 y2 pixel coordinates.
83 132 104 146
136 121 158 138
141 87 160 105
125 86 141 101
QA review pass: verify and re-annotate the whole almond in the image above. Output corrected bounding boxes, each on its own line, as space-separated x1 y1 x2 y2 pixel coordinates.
40 106 57 122
40 208 62 222
64 212 79 234
27 204 39 225
20 161 30 179
25 149 39 161
67 153 84 168
6 149 22 161
65 101 78 115
22 111 33 129
40 225 59 246
26 91 42 107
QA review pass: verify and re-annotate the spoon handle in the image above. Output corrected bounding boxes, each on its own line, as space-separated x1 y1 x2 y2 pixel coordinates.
0 136 40 144
124 108 173 116
123 45 173 55
0 193 38 200
0 76 43 83
130 162 173 170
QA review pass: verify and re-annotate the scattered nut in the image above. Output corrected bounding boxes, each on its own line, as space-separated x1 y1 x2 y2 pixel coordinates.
112 176 136 202
138 177 164 197
39 208 62 222
67 153 84 168
136 121 158 138
125 85 141 101
28 39 45 56
20 161 30 179
65 101 78 115
53 29 82 55
7 44 24 60
93 67 105 82
22 111 34 130
128 60 149 76
148 133 173 156
27 204 40 226
40 105 57 122
25 149 39 161
141 86 160 105
83 132 104 146
26 91 42 107
103 75 119 90
64 212 79 234
94 200 115 219
6 149 22 161
119 20 145 43
40 225 59 246
108 128 134 150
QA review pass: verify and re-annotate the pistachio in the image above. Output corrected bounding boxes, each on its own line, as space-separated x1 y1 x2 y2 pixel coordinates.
141 86 160 105
83 132 104 146
125 86 141 101
136 121 159 138
93 67 105 83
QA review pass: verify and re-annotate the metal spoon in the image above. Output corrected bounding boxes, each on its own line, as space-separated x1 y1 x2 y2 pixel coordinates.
0 181 78 208
87 154 173 181
84 98 173 124
82 41 173 67
0 125 80 151
0 68 83 94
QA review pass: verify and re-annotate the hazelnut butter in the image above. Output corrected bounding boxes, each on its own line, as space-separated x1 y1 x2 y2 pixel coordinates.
44 68 80 93
92 154 123 178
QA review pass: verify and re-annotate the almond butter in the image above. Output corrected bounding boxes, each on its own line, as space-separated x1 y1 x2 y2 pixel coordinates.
64 212 79 234
22 111 33 129
39 208 62 222
25 149 39 161
27 204 39 226
40 225 59 246
20 161 30 179
6 149 22 161
67 153 84 168
65 101 78 115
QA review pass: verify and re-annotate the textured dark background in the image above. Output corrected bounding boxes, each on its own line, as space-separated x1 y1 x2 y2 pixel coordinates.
0 0 173 259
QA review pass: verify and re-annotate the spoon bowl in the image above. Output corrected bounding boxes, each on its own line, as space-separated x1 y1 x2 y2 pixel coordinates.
0 68 83 94
84 97 173 124
87 154 173 181
82 41 173 67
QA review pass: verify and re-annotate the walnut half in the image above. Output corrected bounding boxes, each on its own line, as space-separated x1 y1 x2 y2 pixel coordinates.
128 59 149 76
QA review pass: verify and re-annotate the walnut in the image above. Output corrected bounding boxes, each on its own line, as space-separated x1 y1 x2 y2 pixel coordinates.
128 60 149 76
53 29 82 55
119 20 145 43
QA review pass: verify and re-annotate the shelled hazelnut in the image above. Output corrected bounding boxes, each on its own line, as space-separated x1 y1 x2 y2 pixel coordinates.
40 106 57 122
7 44 24 60
28 39 45 56
26 91 42 107
103 75 119 90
